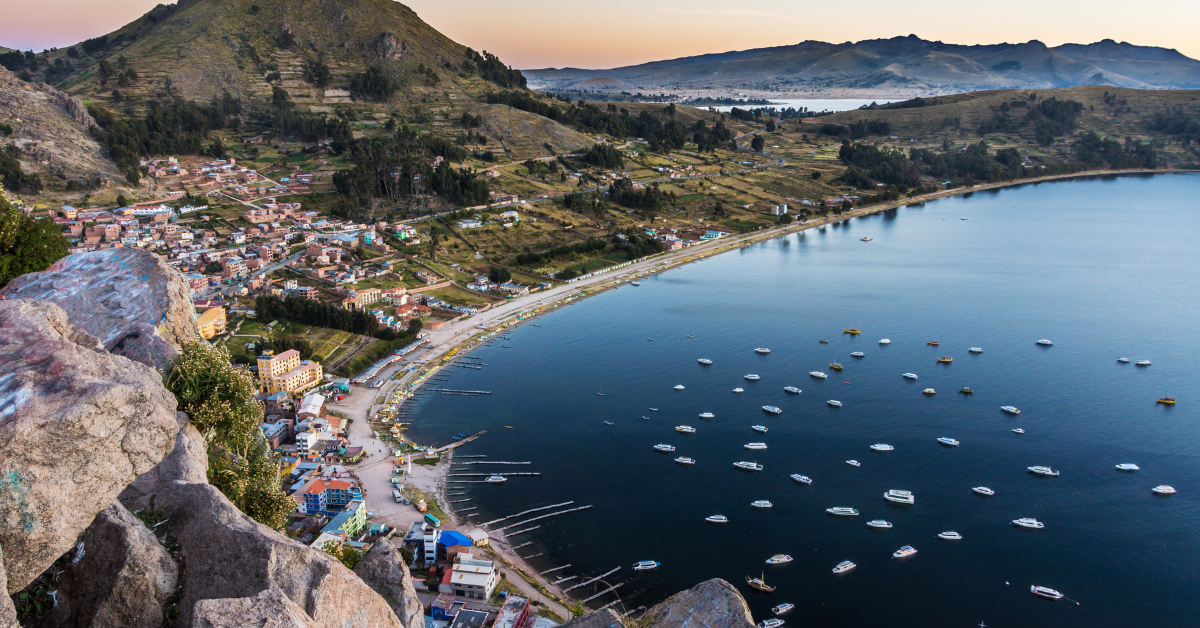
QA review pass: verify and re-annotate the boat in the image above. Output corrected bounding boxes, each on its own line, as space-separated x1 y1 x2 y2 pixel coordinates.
832 560 856 575
675 425 696 434
1152 485 1176 495
1036 339 1053 346
675 456 696 465
733 388 745 393
968 347 983 353
1117 357 1129 363
751 500 773 508
745 374 762 381
755 348 772 354
752 425 768 433
646 338 654 342
597 391 605 396
790 474 812 485
810 371 828 379
744 442 768 450
1001 406 1021 415
1013 518 1045 529
937 356 953 363
819 339 829 344
485 475 508 484
903 373 919 380
758 620 785 628
735 461 764 472
870 444 894 452
937 437 960 447
1028 466 1060 477
697 358 713 365
1013 428 1025 434
653 444 676 453
504 426 513 429
603 421 615 426
884 490 915 505
826 507 860 517
923 388 936 395
762 405 782 415
1031 585 1064 600
650 408 659 412
765 554 793 565
860 237 872 242
698 412 715 419
784 386 802 395
771 603 795 616
972 486 995 496
1136 359 1152 366
892 545 918 559
867 519 892 529
935 532 962 543
879 339 891 345
630 281 641 287
844 328 861 335
829 362 844 371
927 341 939 346
674 384 686 390
850 351 865 358
959 387 974 394
642 416 650 420
706 515 729 523
1157 397 1175 405
827 400 843 408
745 574 775 592
632 560 660 571
846 460 861 467
1115 463 1140 471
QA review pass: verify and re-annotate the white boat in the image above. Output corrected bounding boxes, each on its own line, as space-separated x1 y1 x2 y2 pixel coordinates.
867 519 892 529
758 620 785 628
1036 339 1053 346
603 421 615 426
784 386 802 394
674 384 686 390
1030 585 1064 600
762 405 782 415
751 425 768 433
698 358 713 365
733 388 745 393
790 474 812 485
1136 359 1151 366
850 351 865 358
832 560 856 574
755 348 772 354
938 531 963 541
1013 517 1045 529
484 475 507 484
870 443 894 452
1115 463 1140 471
937 437 960 447
642 416 650 420
922 388 936 395
653 444 676 453
751 500 773 508
698 412 715 419
884 489 914 505
675 456 696 465
826 507 859 517
879 339 891 345
846 460 861 467
1012 428 1025 434
810 371 828 379
630 281 641 286
745 374 761 381
765 554 793 565
705 515 729 523
675 425 696 433
1152 485 1176 495
771 603 794 616
1001 406 1021 415
1117 357 1129 363
744 442 768 450
903 373 919 380
972 486 995 496
734 461 764 472
968 347 983 353
632 560 660 571
827 400 843 407
892 545 918 559
1028 466 1060 477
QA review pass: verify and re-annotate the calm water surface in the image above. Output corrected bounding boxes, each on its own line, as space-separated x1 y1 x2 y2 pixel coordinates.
406 173 1200 627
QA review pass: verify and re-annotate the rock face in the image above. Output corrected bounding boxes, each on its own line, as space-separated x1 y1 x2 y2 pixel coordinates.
352 542 425 628
0 545 18 628
559 609 625 628
560 579 754 628
0 299 180 593
190 589 318 628
0 249 202 370
119 414 209 511
43 502 179 628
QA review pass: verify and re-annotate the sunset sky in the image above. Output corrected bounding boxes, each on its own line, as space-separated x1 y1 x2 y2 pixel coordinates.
2 0 1197 69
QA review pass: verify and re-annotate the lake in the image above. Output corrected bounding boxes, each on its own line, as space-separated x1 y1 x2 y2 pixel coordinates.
405 173 1200 627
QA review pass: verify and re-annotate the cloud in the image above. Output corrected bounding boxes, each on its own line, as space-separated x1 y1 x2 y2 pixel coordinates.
662 7 789 18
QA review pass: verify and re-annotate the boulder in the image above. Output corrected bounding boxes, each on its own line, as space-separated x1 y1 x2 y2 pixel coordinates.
639 578 755 628
0 249 202 370
559 609 625 628
0 546 18 628
0 299 180 593
119 413 209 511
43 501 179 628
150 482 401 628
352 542 424 628
190 588 318 628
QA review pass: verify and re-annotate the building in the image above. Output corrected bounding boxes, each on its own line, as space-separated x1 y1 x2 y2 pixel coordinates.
446 551 500 600
297 393 326 420
301 479 362 516
195 306 227 339
422 523 441 566
448 610 489 628
770 203 789 216
493 596 530 628
258 350 323 395
437 531 474 563
455 220 482 229
319 499 367 539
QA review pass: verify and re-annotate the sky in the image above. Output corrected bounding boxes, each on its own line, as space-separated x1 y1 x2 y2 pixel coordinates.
2 0 1197 69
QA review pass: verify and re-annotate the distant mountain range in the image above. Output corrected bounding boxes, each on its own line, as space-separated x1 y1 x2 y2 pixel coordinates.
524 35 1200 94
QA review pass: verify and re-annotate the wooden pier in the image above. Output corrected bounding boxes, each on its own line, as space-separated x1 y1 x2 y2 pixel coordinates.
481 502 573 527
581 582 626 604
498 505 592 531
507 525 540 537
539 564 571 575
564 567 619 592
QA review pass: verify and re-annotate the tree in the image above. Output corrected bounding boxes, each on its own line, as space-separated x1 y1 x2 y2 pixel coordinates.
428 226 439 260
488 266 511 284
407 317 423 336
750 135 765 152
205 138 228 159
811 170 821 179
116 193 129 207
0 184 68 288
320 540 363 569
765 119 776 132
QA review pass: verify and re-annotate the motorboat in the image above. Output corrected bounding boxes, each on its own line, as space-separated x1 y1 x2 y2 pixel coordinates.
959 387 974 394
735 461 764 472
784 386 802 394
649 408 659 412
1115 463 1140 471
832 560 856 575
892 546 918 559
765 554 793 565
603 421 615 426
850 351 865 358
674 384 686 390
903 373 919 380
879 339 891 345
733 388 745 393
810 371 828 379
1136 359 1151 366
1013 428 1025 434
938 531 963 541
972 486 995 496
697 358 713 365
745 574 775 592
705 515 729 523
653 444 676 453
642 416 650 420
752 425 768 433
1013 518 1045 529
1001 406 1020 415
923 388 937 395
827 400 843 408
969 347 983 353
485 475 508 484
937 437 960 447
675 456 696 465
759 619 785 628
675 425 696 433
827 507 859 517
745 442 768 450
762 405 782 415
1117 357 1129 363
1152 485 1176 495
820 340 829 344
632 560 660 571
927 341 939 346
745 374 762 381
751 500 773 508
771 603 794 616
1036 339 1053 346
937 356 953 363
1031 585 1064 600
790 474 812 485
698 412 715 419
867 519 892 529
884 490 915 505
829 362 844 371
1028 466 1060 477
1157 397 1175 405
860 237 872 242
755 348 772 354
630 281 641 287
844 328 861 335
846 460 861 467
870 444 894 452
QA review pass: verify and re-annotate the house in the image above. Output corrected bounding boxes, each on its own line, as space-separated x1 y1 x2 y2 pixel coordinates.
455 220 482 229
301 479 362 516
493 595 530 628
448 610 489 628
437 531 474 563
258 350 323 395
446 551 500 600
296 393 326 420
319 499 367 539
701 230 729 240
195 307 226 339
770 203 789 216
498 210 519 222
497 282 529 296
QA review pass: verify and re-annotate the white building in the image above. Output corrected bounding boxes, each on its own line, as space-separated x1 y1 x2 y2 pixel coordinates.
770 203 789 216
455 220 483 229
447 551 500 600
498 210 519 222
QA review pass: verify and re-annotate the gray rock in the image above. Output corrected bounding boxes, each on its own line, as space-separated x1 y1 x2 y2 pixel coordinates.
44 501 178 628
640 578 755 628
0 249 202 370
352 541 424 628
0 545 18 628
0 300 180 593
190 588 317 628
120 413 209 511
559 609 625 628
150 482 401 628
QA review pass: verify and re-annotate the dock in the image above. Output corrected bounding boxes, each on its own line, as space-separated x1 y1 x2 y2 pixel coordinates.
449 472 541 477
438 389 493 396
498 505 593 531
458 461 531 465
429 431 487 454
507 525 541 537
564 567 620 592
553 575 578 585
481 501 574 526
539 564 571 575
581 582 626 604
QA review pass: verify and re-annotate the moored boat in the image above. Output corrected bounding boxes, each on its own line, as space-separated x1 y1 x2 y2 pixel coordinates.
879 339 891 345
675 456 696 465
810 371 828 379
733 388 745 393
765 554 793 565
755 348 772 354
759 619 785 628
698 412 715 419
850 351 865 358
705 514 729 523
1157 397 1175 405
632 560 660 571
771 603 794 616
784 386 802 394
1001 405 1020 415
735 461 764 471
829 362 843 371
846 460 861 467
744 442 768 450
1136 359 1151 366
867 519 892 529
827 400 843 407
485 475 507 484
1152 485 1176 495
969 347 983 353
1013 428 1025 434
937 437 960 447
927 341 939 346
884 489 914 505
1028 466 1060 477
923 388 937 395
762 405 782 415
1117 357 1129 363
870 443 894 452
844 328 861 335
860 237 872 242
1031 585 1064 600
1013 517 1045 529
751 425 768 433
959 387 974 394
892 545 918 559
1115 463 1140 471
675 425 696 433
653 444 676 453
972 486 994 496
751 500 773 508
674 384 686 390
1036 339 1053 346
903 373 919 380
745 374 762 381
832 560 856 575
697 358 713 365
826 507 859 517
937 356 953 363
938 531 963 541
790 474 812 485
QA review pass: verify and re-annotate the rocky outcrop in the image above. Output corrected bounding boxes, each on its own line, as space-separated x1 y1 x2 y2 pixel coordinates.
42 502 178 628
191 588 318 628
559 609 625 628
0 299 180 593
0 545 17 628
0 249 202 370
561 579 754 628
352 542 424 628
119 414 209 511
373 32 407 60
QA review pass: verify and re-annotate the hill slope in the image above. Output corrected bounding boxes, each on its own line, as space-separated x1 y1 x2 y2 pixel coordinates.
525 36 1200 95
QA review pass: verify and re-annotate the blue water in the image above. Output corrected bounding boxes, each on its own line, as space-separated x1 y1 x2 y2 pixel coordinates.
406 173 1200 627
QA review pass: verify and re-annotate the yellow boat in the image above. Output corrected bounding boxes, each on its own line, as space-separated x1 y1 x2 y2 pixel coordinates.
504 425 514 428
1157 397 1176 405
746 573 776 592
923 388 937 395
937 357 953 363
829 362 844 371
927 341 940 346
844 328 861 335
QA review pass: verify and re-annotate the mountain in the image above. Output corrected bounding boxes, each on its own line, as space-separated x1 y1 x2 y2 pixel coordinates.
524 35 1200 95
